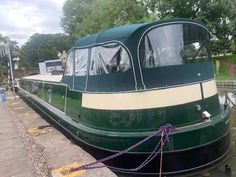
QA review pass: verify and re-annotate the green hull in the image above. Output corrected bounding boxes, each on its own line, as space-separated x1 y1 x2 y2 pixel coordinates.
17 84 231 175
18 82 230 153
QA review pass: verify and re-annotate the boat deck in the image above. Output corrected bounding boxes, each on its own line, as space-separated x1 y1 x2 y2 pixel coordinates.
23 74 63 82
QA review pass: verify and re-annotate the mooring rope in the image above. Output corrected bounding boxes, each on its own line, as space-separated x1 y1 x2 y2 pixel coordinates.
67 124 175 174
159 131 164 177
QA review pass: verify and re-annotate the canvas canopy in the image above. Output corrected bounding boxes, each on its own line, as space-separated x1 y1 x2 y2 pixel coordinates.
63 19 211 92
73 19 209 49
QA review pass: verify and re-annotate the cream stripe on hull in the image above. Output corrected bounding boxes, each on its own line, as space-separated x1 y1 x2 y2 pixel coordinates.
202 80 218 98
82 80 217 110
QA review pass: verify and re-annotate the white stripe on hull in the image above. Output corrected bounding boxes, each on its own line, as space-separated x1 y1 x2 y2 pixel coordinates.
82 80 217 110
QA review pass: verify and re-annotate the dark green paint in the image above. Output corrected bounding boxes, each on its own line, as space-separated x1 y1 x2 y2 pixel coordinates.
142 61 214 89
80 95 220 132
74 19 208 49
18 86 231 153
19 79 220 131
18 78 230 153
64 19 213 93
66 89 83 121
86 70 136 92
62 61 214 92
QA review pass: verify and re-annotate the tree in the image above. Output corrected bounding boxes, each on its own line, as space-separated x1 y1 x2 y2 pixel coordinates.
153 0 235 56
0 34 20 81
0 34 19 63
61 0 153 43
61 0 95 43
230 1 236 54
21 33 71 67
61 0 235 56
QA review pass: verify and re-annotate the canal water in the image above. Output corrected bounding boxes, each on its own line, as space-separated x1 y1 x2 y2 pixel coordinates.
191 87 236 177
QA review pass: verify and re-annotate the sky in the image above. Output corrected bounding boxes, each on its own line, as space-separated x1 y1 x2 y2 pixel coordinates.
0 0 66 46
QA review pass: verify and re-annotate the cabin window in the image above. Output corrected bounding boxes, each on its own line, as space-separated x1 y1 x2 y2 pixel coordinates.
89 43 130 75
139 24 210 68
65 51 73 76
20 80 28 91
45 61 63 73
31 82 39 95
75 48 88 76
181 41 208 63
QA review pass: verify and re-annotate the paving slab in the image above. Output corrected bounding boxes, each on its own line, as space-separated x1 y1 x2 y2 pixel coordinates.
0 145 27 162
1 92 117 177
0 157 35 177
0 136 24 151
0 97 36 177
0 123 17 133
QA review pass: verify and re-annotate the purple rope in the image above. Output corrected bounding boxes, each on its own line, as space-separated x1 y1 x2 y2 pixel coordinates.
75 133 170 173
69 124 175 173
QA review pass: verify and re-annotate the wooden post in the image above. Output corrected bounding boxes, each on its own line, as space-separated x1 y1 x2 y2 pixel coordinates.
216 60 220 75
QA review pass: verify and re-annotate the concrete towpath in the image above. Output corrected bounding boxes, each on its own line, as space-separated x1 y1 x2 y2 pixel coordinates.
0 95 35 177
0 92 117 177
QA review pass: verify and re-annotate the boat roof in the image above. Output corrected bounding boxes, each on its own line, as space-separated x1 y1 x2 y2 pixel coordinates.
74 18 209 49
74 23 146 48
22 74 62 82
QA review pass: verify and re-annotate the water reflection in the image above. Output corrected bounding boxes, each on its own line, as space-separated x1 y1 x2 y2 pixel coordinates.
218 88 236 108
190 87 236 177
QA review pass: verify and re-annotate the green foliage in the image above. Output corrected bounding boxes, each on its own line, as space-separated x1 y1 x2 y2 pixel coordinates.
61 0 95 43
21 33 71 67
0 65 8 75
61 0 153 43
218 62 228 75
215 75 236 80
0 63 8 83
154 0 235 55
181 44 196 61
213 55 236 80
18 57 31 68
61 0 236 56
0 34 20 64
0 33 20 80
211 40 230 56
230 40 236 54
213 55 236 64
78 0 151 36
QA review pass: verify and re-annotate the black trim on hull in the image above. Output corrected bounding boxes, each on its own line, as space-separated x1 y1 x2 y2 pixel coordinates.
18 90 231 176
77 131 230 176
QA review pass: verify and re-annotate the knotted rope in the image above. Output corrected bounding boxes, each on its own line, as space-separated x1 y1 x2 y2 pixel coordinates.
67 124 175 174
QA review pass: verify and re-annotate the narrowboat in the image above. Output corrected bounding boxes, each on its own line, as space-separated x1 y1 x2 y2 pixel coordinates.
18 19 231 176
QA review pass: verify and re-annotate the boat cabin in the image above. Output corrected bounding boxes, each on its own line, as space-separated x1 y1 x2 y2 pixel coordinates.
63 19 212 93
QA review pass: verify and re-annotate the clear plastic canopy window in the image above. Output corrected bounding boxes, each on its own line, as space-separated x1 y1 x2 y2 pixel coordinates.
65 43 131 77
140 24 210 68
65 52 73 76
75 48 88 76
89 43 131 75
